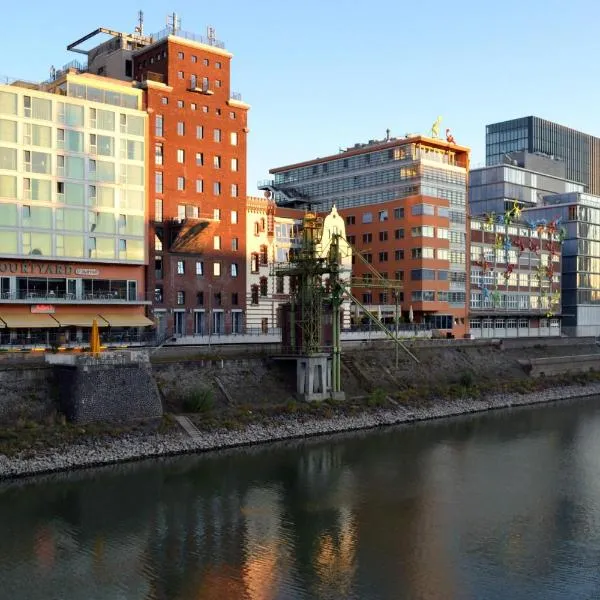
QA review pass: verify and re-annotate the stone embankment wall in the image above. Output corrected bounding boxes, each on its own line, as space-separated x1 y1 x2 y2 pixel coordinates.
0 366 55 424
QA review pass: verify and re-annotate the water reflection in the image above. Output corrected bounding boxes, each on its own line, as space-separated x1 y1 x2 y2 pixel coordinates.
1 398 600 599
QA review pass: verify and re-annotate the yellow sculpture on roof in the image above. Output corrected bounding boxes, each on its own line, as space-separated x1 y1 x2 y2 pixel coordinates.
431 116 442 138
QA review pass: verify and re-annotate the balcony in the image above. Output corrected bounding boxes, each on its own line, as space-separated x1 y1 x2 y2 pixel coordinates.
0 291 150 304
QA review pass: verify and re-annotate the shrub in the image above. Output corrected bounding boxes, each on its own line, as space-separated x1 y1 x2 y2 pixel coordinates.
459 371 474 388
182 387 215 413
367 388 387 407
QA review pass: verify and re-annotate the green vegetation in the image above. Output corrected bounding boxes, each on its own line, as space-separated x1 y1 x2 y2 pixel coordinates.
181 387 215 414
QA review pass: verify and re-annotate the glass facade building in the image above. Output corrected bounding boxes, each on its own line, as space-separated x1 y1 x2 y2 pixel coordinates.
0 77 147 264
524 193 600 337
469 164 584 217
486 116 600 195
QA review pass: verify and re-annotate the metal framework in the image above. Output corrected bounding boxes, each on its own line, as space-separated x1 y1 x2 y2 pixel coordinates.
274 213 418 398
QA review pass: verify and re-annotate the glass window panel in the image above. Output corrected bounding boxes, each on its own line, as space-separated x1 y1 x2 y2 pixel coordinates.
125 215 144 236
29 206 52 228
31 151 50 174
0 91 17 115
123 189 143 211
63 234 84 257
0 231 17 253
0 175 16 198
127 164 144 185
127 115 144 136
0 203 17 225
0 147 17 170
62 208 84 231
66 130 83 152
105 91 120 106
86 86 104 104
96 160 115 182
32 124 51 147
0 119 17 142
96 237 115 259
65 183 85 206
97 134 114 156
66 156 84 179
65 104 84 127
126 239 144 260
97 187 115 208
122 95 137 109
29 232 52 256
31 98 52 120
96 212 115 234
97 109 115 131
127 140 143 161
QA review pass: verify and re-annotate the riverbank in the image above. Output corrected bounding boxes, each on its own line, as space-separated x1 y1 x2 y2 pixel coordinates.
2 380 600 480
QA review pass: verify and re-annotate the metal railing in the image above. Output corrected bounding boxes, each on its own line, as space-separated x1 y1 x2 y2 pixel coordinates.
149 27 225 49
230 91 242 101
0 291 149 303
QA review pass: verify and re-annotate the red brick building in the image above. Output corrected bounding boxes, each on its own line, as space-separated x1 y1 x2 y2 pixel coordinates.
133 31 249 338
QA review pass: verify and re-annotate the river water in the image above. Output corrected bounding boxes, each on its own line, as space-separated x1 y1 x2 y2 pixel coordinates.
2 397 600 600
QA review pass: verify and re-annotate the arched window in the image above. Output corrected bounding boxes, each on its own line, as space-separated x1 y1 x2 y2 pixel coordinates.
251 285 259 304
259 277 268 296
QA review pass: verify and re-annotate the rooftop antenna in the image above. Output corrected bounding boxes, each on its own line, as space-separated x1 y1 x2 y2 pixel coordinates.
385 128 390 141
135 10 144 35
167 12 181 35
207 26 216 45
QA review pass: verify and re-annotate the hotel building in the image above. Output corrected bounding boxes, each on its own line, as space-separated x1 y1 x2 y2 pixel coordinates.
0 72 151 346
262 135 470 336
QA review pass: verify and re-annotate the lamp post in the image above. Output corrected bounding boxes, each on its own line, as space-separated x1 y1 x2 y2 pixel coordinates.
208 283 212 350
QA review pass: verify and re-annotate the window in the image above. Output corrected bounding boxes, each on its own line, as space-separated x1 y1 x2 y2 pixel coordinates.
395 270 404 280
177 260 185 274
231 237 239 251
177 149 185 163
412 247 435 259
411 269 436 280
395 249 404 260
231 183 238 197
229 111 236 119
378 252 388 262
231 210 238 224
177 205 186 221
177 100 184 108
155 286 163 303
412 204 435 216
203 58 209 66
177 70 184 79
214 208 221 220
251 285 259 304
191 103 197 111
437 228 449 239
379 210 388 222
213 129 222 142
195 179 203 193
177 176 185 191
394 207 404 219
213 155 221 168
161 97 168 105
213 182 221 195
177 121 185 136
196 125 203 139
213 235 221 250
231 157 238 171
362 212 373 224
346 215 356 225
231 263 238 277
155 143 163 165
251 253 259 273
260 277 268 296
379 231 388 241
213 262 221 277
394 228 404 239
230 132 238 145
177 51 184 59
363 253 373 263
155 115 163 136
362 233 372 243
176 291 185 305
195 261 203 275
155 172 163 193
196 152 204 166
411 226 435 237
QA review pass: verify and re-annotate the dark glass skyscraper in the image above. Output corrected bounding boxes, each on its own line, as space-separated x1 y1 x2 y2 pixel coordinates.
486 116 600 195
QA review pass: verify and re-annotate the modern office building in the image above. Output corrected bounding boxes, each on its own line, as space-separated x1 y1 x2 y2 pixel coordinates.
0 71 152 347
486 116 600 194
469 162 584 217
524 192 600 337
262 135 470 336
62 20 250 338
469 216 562 338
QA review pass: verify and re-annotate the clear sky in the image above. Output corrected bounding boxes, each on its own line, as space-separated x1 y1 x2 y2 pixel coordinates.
2 0 599 195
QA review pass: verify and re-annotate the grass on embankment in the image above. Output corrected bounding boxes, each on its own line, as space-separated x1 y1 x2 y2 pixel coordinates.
1 369 600 458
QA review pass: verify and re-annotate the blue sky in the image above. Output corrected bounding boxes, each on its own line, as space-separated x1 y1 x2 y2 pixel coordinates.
2 0 599 194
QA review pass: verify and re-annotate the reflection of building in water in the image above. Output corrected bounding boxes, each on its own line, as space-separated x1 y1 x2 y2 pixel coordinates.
241 485 287 599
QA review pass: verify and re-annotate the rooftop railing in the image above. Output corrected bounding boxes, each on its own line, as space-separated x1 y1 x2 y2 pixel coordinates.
149 27 225 49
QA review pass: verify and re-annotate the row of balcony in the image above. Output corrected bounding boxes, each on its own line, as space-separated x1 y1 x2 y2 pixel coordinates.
0 291 148 303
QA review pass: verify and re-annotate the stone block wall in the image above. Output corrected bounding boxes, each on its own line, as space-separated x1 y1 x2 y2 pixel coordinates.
0 366 55 424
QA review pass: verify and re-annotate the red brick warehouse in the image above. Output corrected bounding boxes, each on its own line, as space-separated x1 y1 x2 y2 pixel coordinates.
134 27 250 338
